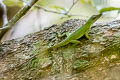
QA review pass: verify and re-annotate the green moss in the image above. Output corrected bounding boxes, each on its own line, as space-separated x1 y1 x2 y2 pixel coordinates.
4 0 23 7
30 55 52 69
37 0 53 6
31 40 52 68
63 47 75 59
73 60 89 71
101 42 120 58
32 40 47 54
31 57 39 68
92 42 120 67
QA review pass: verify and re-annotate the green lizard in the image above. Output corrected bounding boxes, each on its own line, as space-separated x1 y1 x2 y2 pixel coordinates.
47 13 102 50
45 7 120 51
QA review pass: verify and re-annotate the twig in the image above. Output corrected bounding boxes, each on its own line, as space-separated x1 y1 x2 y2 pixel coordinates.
0 0 38 38
0 0 8 26
35 5 89 17
0 0 38 30
64 0 79 15
35 5 65 14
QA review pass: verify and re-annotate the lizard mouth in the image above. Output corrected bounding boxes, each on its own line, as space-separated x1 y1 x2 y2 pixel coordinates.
92 14 102 21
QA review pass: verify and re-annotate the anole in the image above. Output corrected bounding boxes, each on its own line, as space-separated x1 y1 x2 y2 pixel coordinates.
47 7 120 50
47 13 102 50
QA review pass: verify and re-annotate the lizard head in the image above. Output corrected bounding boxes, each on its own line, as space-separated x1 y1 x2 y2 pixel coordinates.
91 14 102 22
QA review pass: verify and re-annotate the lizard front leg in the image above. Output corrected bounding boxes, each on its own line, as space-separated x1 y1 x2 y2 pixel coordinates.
58 32 71 38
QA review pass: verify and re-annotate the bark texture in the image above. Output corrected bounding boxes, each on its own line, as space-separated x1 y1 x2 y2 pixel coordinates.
0 19 120 80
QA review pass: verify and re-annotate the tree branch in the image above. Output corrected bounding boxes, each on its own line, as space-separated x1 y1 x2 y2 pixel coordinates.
35 4 89 17
64 0 79 15
0 0 8 26
0 0 38 38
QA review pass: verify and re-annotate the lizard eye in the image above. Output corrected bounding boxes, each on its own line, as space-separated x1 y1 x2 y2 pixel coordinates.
92 15 96 19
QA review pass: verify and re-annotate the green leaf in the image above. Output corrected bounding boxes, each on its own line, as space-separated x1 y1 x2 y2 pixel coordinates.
4 0 23 7
37 0 53 6
50 5 66 12
80 0 86 4
80 0 92 4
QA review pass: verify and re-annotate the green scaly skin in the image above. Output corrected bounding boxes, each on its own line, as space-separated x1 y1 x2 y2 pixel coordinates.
45 7 120 51
47 13 102 50
99 7 120 13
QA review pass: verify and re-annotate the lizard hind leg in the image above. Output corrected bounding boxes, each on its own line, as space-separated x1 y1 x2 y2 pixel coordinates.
70 40 80 47
85 31 90 39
